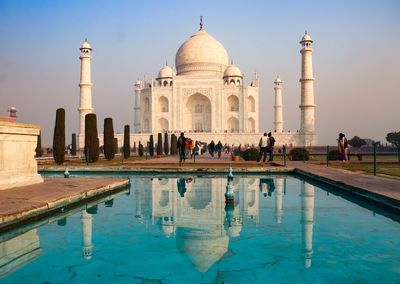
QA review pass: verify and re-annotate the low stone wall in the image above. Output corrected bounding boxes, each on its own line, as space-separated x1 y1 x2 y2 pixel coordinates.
0 122 43 190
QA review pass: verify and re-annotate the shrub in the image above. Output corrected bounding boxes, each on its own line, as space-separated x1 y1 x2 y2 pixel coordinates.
71 133 77 156
241 148 259 161
328 149 339 161
138 142 144 156
53 108 65 165
170 134 177 155
289 147 309 161
84 113 99 163
233 148 241 156
35 131 43 157
149 135 154 156
103 117 115 160
164 133 169 155
123 125 130 159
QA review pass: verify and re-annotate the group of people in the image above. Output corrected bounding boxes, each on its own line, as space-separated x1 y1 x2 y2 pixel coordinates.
257 132 275 163
338 133 349 161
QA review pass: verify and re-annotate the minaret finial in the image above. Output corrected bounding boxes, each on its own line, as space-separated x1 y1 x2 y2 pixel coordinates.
166 60 168 66
85 37 88 42
231 59 233 65
305 30 307 35
199 15 203 30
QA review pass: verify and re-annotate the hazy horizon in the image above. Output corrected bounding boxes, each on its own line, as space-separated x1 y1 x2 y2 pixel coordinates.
1 0 399 146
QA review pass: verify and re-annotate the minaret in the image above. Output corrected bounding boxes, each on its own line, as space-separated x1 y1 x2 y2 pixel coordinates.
300 182 315 268
273 76 284 133
275 177 283 224
78 39 93 149
299 31 316 135
81 210 93 260
133 80 142 133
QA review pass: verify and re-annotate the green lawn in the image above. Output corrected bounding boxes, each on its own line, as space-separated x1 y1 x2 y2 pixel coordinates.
328 162 400 177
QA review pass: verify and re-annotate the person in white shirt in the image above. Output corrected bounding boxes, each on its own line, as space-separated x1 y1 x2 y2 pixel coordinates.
257 133 269 162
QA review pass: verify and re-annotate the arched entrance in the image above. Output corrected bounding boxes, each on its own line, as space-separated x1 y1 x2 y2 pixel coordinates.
184 93 211 132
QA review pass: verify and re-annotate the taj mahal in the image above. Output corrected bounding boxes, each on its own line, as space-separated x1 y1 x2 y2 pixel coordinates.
77 20 317 148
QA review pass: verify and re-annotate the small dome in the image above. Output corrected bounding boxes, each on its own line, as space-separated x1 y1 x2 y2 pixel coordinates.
175 29 229 76
81 40 92 49
223 64 242 78
157 65 174 79
300 33 313 43
274 76 282 84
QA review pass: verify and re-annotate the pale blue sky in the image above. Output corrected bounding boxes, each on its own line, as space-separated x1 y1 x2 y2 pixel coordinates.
1 0 399 146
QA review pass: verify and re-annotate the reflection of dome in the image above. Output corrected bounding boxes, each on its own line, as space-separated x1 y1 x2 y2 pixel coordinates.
162 225 175 238
227 224 242 237
175 29 229 76
157 65 174 79
176 228 228 272
223 64 242 78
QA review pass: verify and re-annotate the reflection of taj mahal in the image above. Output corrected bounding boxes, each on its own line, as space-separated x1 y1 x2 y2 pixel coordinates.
78 19 318 147
133 176 315 272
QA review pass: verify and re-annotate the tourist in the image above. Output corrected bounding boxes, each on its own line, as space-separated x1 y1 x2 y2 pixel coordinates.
190 139 195 158
257 133 269 162
216 141 223 158
184 137 190 159
208 140 215 158
343 134 349 161
177 132 186 164
338 133 347 161
268 132 276 162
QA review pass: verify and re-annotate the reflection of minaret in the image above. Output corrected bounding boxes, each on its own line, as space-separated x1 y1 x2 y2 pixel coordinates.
81 210 93 260
300 182 315 268
275 178 284 224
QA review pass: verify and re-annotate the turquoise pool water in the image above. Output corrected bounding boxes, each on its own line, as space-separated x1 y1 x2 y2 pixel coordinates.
1 175 399 283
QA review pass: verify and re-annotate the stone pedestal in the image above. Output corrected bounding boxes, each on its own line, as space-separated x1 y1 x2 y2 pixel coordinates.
0 122 43 190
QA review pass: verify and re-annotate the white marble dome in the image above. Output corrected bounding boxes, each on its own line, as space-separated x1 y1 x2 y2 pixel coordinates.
223 64 242 78
175 29 229 76
301 33 313 42
81 40 91 49
157 65 173 78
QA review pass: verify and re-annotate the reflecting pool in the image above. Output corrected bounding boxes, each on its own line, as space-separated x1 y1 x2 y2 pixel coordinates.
1 175 400 283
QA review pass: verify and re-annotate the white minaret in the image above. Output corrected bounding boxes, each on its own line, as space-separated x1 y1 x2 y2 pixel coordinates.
81 210 93 260
299 31 316 135
273 76 284 133
78 39 93 149
133 80 142 133
300 182 315 268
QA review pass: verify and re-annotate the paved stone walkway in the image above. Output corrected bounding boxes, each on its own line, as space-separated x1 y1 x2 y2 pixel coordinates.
0 178 129 230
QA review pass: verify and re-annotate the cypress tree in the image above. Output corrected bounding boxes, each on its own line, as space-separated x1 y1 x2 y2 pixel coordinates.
113 138 119 154
84 113 99 163
103 117 115 160
133 141 137 153
157 133 163 156
171 134 177 155
35 131 43 157
164 133 169 155
123 125 130 159
53 108 65 164
138 142 144 156
71 133 77 156
149 135 154 156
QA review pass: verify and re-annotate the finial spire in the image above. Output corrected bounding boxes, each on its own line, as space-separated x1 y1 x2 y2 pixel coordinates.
85 37 88 42
305 30 307 35
166 60 168 66
231 59 233 65
199 15 203 30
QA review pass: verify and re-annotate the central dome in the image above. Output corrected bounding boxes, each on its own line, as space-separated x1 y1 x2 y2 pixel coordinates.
175 29 229 76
